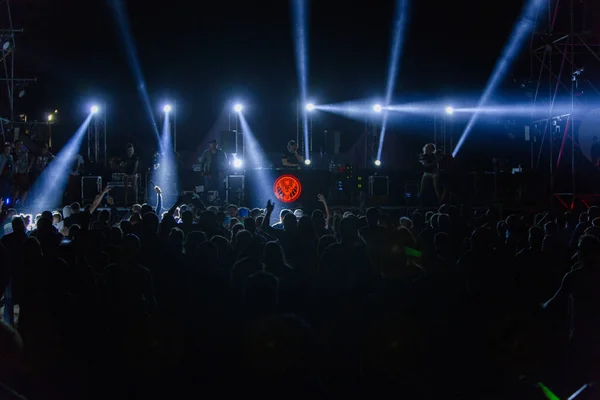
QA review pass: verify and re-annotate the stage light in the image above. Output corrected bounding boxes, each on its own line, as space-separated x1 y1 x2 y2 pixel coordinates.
90 105 99 114
373 104 383 113
304 159 311 166
163 104 172 113
47 114 53 121
445 106 454 115
234 104 243 113
374 159 381 166
233 158 243 168
305 103 315 112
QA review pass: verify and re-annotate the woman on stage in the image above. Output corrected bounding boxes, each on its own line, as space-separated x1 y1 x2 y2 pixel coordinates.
419 143 438 205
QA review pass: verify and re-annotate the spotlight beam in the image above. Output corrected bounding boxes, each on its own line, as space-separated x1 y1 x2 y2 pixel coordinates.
108 0 160 143
453 0 544 157
291 0 310 160
377 0 410 161
29 113 94 210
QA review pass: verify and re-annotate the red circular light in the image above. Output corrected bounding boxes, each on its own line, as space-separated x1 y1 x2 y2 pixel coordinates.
273 174 302 203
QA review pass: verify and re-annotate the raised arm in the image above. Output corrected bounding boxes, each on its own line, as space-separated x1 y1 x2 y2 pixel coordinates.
90 185 111 215
261 200 284 239
317 193 331 228
155 186 163 216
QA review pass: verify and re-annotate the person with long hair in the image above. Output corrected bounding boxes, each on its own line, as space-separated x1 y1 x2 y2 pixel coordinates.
419 143 438 205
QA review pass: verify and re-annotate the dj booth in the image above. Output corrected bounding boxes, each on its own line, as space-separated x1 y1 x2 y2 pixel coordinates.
243 168 332 210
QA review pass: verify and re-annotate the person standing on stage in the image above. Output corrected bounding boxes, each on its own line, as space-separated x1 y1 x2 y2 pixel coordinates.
67 153 84 203
419 143 438 205
122 143 139 206
12 141 30 205
435 148 456 204
33 143 54 180
0 143 14 201
281 140 304 167
199 139 227 202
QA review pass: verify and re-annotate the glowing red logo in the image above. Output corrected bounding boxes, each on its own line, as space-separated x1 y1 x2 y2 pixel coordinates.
273 174 302 203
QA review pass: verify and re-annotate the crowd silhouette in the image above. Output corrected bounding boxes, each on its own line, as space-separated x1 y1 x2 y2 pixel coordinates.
0 191 599 399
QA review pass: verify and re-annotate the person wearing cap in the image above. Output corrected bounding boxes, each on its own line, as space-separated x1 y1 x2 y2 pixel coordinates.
199 139 228 203
281 140 304 168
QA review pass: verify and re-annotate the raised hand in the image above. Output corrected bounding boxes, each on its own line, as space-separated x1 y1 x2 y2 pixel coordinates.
266 200 274 213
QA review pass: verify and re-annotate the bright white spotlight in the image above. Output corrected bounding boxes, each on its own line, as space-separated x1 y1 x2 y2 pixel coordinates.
233 158 243 168
373 104 383 113
90 105 99 114
305 103 315 112
374 159 382 166
304 159 311 166
234 104 243 113
445 106 454 115
47 114 53 122
163 104 172 113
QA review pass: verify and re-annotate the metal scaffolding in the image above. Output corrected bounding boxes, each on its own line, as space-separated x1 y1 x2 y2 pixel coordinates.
87 106 107 168
0 0 36 140
528 0 600 208
433 114 453 154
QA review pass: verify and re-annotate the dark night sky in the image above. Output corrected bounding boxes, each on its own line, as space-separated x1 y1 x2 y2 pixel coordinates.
5 0 536 162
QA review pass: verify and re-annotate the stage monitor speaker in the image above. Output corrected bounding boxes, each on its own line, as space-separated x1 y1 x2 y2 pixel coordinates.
109 183 138 207
220 131 237 154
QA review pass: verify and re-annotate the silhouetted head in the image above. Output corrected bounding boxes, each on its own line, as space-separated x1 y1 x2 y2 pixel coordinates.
366 207 380 227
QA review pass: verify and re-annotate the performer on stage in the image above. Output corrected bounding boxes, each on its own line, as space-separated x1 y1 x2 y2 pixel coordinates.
122 143 139 206
12 141 30 205
0 143 14 200
419 143 438 205
199 139 227 202
67 153 84 204
281 140 304 167
435 148 455 204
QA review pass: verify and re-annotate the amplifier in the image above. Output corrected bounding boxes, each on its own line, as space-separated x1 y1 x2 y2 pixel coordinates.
81 176 102 204
369 175 389 197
